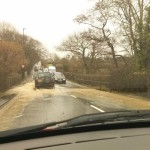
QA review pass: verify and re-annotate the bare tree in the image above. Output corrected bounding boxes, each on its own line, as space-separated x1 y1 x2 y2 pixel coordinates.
114 0 149 69
57 31 104 74
75 0 118 68
0 22 18 41
57 33 91 73
0 22 48 74
0 41 25 75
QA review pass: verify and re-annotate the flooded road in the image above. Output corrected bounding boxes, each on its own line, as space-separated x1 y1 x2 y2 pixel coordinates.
0 80 150 131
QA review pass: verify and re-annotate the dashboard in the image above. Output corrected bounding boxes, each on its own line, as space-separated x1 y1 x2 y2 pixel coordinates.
0 127 150 150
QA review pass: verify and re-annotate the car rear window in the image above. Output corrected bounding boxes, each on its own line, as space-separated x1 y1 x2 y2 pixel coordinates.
38 72 50 77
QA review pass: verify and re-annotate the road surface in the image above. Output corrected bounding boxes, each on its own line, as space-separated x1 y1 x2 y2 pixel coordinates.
0 80 150 131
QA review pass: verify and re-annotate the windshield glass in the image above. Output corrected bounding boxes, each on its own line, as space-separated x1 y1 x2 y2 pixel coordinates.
0 0 150 133
38 72 50 78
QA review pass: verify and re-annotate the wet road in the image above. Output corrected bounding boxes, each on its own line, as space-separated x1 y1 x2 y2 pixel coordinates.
1 80 150 131
11 81 124 129
11 81 100 129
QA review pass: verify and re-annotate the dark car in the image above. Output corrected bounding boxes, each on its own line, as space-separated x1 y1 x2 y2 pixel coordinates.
55 72 66 84
35 72 55 88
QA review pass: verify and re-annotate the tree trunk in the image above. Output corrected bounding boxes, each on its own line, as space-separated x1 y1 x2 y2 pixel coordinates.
90 44 96 73
82 49 89 74
102 24 118 68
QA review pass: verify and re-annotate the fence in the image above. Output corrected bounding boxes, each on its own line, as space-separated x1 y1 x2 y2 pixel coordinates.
0 74 22 91
64 72 149 92
64 72 111 91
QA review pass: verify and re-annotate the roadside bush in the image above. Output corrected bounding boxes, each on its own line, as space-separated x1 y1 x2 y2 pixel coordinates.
0 41 26 90
109 67 148 91
0 41 26 75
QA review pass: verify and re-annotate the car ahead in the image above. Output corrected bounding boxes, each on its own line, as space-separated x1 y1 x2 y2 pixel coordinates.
55 72 66 84
35 72 55 89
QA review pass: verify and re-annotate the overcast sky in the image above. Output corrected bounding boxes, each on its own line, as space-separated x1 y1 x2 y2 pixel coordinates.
0 0 94 54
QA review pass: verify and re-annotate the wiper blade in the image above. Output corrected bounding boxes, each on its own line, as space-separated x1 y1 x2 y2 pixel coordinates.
60 110 150 128
0 121 57 138
1 110 150 138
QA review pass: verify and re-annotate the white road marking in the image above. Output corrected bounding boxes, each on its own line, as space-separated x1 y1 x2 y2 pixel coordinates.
15 115 23 118
70 95 77 99
90 105 105 113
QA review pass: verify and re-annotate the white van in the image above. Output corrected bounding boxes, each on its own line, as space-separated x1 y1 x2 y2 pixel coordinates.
48 66 56 73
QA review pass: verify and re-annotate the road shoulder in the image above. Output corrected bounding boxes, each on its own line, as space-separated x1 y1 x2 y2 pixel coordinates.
67 81 150 110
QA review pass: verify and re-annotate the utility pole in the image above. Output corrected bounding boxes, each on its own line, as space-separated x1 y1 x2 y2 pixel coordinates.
22 28 26 80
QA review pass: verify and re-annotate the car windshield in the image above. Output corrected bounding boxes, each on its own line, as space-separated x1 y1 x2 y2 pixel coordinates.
0 0 150 135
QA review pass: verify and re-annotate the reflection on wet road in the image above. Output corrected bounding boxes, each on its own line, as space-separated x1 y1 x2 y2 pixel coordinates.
9 81 133 129
12 81 99 129
12 95 98 128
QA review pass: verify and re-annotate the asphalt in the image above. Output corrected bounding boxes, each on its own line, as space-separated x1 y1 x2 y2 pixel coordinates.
11 81 99 129
1 80 149 131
